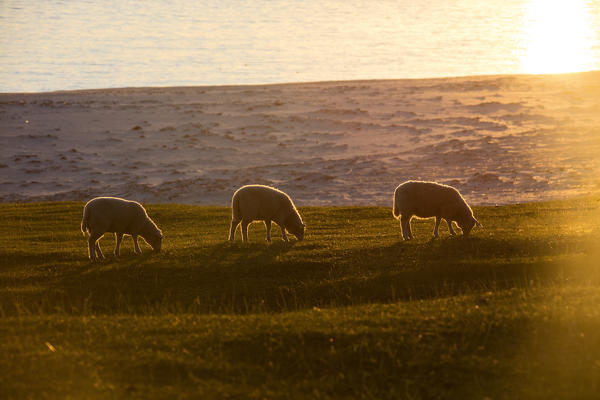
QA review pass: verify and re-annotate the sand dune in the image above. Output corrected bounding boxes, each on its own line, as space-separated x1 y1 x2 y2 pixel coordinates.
1 72 600 205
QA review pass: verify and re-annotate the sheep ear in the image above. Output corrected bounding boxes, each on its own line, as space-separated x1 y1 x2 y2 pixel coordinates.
474 218 482 228
302 223 306 228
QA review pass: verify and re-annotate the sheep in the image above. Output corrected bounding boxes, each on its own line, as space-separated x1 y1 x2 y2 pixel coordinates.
393 181 481 240
81 196 163 261
229 185 305 243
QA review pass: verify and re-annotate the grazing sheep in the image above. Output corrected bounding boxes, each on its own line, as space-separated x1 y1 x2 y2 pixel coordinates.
81 197 163 261
393 181 481 240
229 185 305 243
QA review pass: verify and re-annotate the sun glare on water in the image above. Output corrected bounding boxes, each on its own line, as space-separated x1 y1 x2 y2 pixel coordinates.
520 0 597 74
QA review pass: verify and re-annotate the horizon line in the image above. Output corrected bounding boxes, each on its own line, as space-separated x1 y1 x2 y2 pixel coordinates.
3 69 600 96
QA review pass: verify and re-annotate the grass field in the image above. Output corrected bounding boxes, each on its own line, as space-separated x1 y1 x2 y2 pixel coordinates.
2 198 600 399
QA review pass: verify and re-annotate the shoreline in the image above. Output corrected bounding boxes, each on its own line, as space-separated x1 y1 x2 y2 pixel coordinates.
4 70 600 96
2 72 600 206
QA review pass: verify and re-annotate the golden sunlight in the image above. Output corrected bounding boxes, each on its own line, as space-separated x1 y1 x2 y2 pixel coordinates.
520 0 596 74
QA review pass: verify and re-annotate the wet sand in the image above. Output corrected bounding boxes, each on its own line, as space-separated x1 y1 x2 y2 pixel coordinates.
1 72 600 206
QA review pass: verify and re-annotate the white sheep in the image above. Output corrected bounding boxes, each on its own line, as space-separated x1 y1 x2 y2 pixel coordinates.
393 181 481 240
81 197 163 261
229 185 305 243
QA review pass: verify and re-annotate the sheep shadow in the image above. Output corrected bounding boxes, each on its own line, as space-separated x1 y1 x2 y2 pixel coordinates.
15 239 322 315
322 234 584 304
3 234 589 316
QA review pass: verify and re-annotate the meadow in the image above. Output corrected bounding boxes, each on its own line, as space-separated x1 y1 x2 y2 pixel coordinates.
1 198 600 399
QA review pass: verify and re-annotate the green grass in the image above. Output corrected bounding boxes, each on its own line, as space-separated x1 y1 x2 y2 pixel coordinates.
2 198 600 399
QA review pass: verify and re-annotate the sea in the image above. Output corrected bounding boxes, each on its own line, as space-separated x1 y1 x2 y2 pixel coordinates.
1 0 599 92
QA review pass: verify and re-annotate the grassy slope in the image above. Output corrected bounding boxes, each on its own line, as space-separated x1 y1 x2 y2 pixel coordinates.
1 199 600 399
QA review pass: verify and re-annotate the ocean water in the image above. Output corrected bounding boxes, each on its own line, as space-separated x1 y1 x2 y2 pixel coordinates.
1 0 599 92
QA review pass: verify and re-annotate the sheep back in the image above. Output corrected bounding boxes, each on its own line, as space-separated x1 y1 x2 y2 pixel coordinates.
232 185 302 224
393 181 473 221
81 197 160 236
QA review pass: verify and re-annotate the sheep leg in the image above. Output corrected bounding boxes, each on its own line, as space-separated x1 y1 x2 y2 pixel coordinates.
280 224 289 242
132 234 142 254
241 220 250 242
114 233 124 256
229 219 241 241
433 217 441 238
400 216 408 240
265 220 272 242
272 213 288 242
400 215 411 240
88 231 102 261
95 241 105 260
446 220 457 235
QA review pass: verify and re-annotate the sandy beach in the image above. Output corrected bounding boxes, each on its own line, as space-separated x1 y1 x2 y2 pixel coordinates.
1 72 600 206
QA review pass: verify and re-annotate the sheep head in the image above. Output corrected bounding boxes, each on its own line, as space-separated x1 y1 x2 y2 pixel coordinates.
459 216 482 236
285 214 306 241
